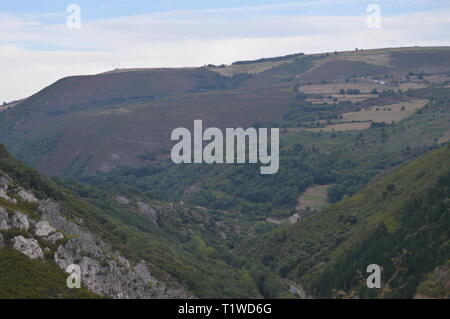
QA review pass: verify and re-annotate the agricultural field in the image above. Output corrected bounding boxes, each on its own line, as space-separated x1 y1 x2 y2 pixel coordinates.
287 122 372 132
341 99 428 123
1 47 450 175
297 185 331 213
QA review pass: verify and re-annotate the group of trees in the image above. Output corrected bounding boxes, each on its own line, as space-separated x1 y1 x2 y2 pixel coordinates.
340 88 361 95
313 169 450 298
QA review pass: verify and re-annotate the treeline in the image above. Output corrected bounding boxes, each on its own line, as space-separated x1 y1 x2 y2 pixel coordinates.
190 69 252 90
311 170 450 298
232 53 305 65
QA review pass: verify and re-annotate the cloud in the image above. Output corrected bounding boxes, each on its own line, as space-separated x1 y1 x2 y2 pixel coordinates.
0 3 449 102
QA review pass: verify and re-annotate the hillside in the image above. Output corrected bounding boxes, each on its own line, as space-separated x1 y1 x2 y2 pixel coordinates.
1 46 449 299
1 47 450 175
0 144 262 298
238 144 450 298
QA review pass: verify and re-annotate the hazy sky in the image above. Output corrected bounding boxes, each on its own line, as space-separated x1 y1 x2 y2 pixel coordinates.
1 0 449 102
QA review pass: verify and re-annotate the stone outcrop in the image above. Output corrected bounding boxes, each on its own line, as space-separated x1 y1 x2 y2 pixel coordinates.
0 174 16 204
136 201 158 226
289 213 301 224
35 220 55 237
12 236 44 259
0 175 12 189
0 180 191 299
116 195 130 205
11 211 30 231
17 188 38 204
0 206 9 230
39 199 189 299
46 232 64 243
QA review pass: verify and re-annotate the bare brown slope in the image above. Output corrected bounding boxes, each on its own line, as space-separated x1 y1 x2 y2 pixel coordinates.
17 68 216 115
2 47 450 175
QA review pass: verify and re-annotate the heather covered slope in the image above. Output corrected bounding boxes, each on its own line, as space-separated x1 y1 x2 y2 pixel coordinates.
238 144 450 298
1 47 450 175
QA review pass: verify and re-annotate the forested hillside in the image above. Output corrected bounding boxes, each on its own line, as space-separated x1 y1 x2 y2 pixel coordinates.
239 144 450 298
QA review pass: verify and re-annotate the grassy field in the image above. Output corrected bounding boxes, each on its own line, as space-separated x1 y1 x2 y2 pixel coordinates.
341 99 428 123
288 122 372 132
297 185 331 212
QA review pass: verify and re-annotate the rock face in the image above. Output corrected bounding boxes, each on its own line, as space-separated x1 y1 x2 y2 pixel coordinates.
12 236 44 259
0 174 16 204
0 178 191 299
116 195 130 205
0 206 9 230
289 213 301 224
136 201 158 226
0 175 12 189
35 220 55 237
39 199 189 299
0 188 13 202
11 211 30 231
17 188 38 204
46 232 64 243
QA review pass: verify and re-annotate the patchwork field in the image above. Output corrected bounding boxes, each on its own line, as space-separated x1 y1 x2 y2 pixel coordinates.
2 46 449 175
425 73 450 84
297 185 331 212
305 94 376 104
341 99 428 123
293 122 372 132
299 81 389 94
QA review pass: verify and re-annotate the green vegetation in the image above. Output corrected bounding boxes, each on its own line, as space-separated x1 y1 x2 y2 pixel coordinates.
238 145 450 298
416 260 450 299
1 47 450 298
0 248 98 299
0 144 262 298
80 87 450 221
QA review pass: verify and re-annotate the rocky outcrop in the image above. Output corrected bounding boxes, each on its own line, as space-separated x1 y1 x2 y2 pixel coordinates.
136 201 158 226
289 213 301 224
0 175 12 189
116 195 130 205
39 199 189 299
11 211 30 231
17 188 38 204
35 220 55 237
0 174 16 204
0 178 190 299
0 188 13 203
46 232 64 243
287 280 310 299
12 236 44 259
0 206 9 230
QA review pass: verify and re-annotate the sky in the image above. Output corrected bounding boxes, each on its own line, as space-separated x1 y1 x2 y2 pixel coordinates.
1 0 449 102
